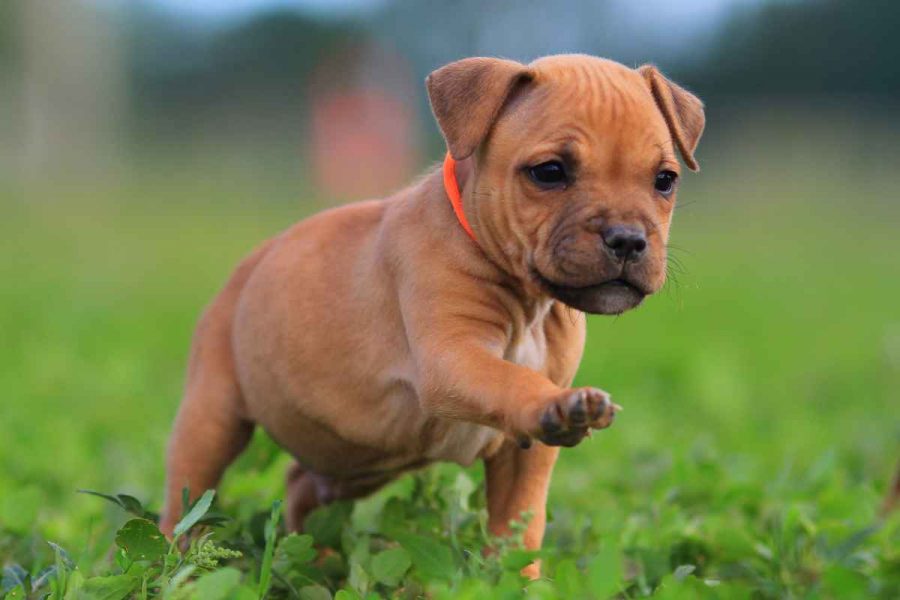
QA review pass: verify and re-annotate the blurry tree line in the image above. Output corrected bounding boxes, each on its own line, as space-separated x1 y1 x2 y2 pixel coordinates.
691 0 900 96
125 7 363 136
0 0 897 179
123 0 900 121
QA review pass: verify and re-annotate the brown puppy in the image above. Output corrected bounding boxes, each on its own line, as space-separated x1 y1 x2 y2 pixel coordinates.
160 54 704 576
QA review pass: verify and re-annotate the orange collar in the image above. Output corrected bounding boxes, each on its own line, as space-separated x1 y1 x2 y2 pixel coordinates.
442 152 476 242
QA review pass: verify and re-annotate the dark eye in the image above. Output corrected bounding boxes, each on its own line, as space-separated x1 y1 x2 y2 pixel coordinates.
527 161 568 188
654 170 678 195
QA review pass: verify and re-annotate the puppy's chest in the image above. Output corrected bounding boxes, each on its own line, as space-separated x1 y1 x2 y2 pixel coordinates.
505 322 551 373
398 327 549 466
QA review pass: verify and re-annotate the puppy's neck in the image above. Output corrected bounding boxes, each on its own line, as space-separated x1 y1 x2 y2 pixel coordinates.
415 163 558 326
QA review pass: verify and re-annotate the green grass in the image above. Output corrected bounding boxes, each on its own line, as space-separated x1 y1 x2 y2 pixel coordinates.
1 123 899 598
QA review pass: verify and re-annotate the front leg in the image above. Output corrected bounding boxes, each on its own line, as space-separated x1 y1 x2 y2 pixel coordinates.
400 273 616 578
399 251 618 445
415 339 618 447
485 441 559 579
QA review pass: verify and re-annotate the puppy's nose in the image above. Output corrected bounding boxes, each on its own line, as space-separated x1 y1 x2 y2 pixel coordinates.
601 225 647 261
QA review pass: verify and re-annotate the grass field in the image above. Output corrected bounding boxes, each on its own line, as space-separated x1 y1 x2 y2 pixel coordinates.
1 113 899 598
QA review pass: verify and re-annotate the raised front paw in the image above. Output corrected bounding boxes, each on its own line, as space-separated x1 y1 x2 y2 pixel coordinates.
519 387 620 448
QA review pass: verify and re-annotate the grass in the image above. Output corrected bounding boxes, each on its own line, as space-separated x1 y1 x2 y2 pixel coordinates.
1 116 899 598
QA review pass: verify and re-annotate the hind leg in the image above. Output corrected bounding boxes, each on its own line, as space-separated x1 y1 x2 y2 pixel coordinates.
160 379 253 536
285 462 393 532
159 305 254 536
284 462 322 532
159 241 275 536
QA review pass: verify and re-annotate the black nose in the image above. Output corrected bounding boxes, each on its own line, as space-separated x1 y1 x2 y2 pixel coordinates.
601 225 647 260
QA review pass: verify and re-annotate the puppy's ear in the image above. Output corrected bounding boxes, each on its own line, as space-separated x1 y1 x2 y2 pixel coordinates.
427 57 533 160
639 65 705 171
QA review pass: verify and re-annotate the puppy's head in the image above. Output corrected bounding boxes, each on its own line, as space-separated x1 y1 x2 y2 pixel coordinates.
427 54 704 315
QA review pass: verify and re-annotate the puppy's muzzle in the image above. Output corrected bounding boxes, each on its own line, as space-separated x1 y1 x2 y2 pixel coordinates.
535 222 655 315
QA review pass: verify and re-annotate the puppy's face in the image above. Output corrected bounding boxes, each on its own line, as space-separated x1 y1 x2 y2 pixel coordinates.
428 55 705 315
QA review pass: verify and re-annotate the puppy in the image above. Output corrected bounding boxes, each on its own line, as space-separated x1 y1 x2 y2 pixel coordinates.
160 54 704 577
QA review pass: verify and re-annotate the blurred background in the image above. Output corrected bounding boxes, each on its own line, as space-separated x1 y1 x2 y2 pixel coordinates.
1 0 899 592
2 0 899 192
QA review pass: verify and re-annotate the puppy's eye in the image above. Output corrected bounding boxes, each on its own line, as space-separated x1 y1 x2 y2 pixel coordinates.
527 161 568 188
654 170 678 196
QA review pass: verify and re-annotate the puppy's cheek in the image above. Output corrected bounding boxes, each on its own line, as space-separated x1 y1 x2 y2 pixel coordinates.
531 245 562 282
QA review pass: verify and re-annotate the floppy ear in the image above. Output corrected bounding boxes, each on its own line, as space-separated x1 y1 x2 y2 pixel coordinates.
426 57 533 160
639 65 705 171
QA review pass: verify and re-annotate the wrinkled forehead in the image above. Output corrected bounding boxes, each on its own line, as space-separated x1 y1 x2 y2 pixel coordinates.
493 56 674 166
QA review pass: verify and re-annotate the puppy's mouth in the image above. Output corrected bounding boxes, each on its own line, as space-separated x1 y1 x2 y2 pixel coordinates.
534 271 647 315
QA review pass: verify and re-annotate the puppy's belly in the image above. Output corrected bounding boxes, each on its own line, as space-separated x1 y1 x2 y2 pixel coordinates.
251 381 502 481
421 419 503 465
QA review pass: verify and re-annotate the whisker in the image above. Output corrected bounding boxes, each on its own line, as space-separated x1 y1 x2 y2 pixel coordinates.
666 242 694 257
666 254 688 276
674 199 700 211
